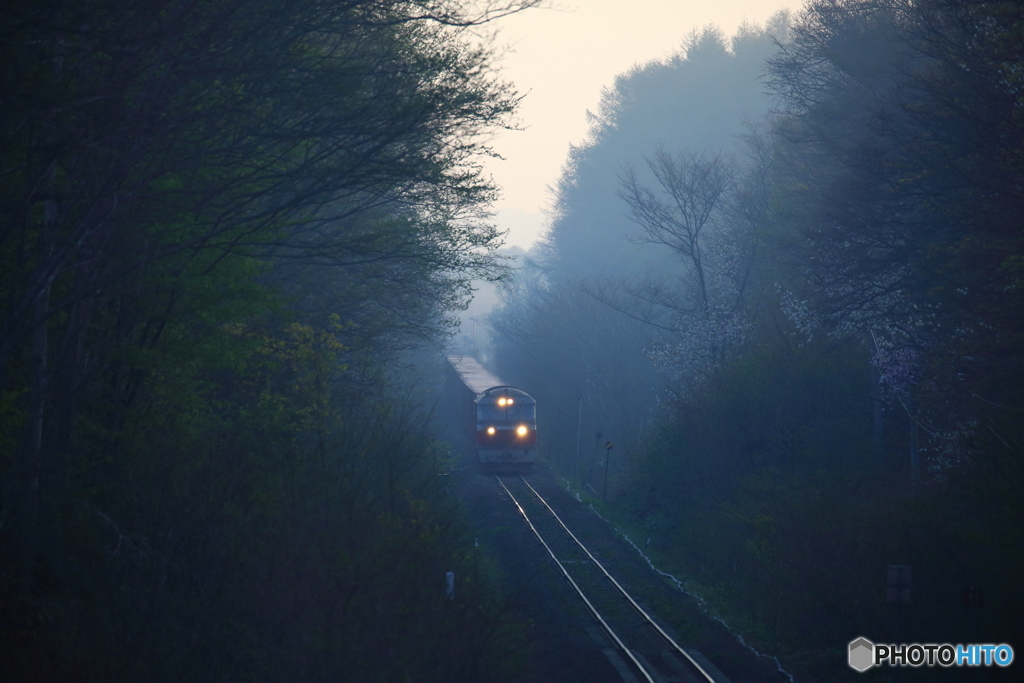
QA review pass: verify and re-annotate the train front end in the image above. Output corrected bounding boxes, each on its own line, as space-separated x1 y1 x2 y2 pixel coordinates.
475 386 536 471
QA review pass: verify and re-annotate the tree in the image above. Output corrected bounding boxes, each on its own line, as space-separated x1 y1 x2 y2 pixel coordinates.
605 126 778 397
488 21 790 484
1 0 524 505
541 22 782 279
0 1 537 677
619 148 735 314
765 0 1024 440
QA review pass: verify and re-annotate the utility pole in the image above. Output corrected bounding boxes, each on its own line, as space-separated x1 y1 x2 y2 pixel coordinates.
586 432 602 494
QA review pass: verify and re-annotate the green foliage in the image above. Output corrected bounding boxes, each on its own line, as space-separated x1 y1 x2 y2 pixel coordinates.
634 328 872 510
0 0 532 679
2 251 526 680
624 384 1023 681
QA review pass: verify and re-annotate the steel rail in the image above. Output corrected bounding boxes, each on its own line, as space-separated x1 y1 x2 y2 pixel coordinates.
519 476 718 683
495 475 657 683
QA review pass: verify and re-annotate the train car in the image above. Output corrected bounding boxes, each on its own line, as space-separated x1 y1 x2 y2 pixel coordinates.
474 385 536 471
447 356 536 471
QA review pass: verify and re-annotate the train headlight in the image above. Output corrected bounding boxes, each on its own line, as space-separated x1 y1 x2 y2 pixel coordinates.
498 398 506 406
487 426 496 435
507 398 514 405
516 425 528 437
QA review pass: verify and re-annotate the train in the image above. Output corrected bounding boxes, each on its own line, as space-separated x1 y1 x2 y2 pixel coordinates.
446 356 536 471
474 385 536 471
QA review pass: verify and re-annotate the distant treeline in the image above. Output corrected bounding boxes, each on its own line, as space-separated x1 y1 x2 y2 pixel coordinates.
490 2 1023 680
0 1 535 680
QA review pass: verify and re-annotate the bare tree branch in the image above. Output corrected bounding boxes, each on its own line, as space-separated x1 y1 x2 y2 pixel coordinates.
618 147 735 311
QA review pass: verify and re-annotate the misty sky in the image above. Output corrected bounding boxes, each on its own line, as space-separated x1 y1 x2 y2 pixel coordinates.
484 0 801 249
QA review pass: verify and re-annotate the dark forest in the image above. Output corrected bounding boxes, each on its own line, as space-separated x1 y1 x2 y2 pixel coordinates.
3 0 1022 681
490 1 1023 680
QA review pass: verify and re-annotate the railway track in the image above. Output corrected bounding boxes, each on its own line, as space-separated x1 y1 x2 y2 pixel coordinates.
496 474 724 683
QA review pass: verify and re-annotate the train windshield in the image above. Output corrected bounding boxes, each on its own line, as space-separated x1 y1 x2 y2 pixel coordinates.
476 405 504 421
507 404 535 421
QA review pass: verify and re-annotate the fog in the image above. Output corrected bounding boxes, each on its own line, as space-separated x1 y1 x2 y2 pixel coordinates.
485 4 1024 678
6 1 1021 680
